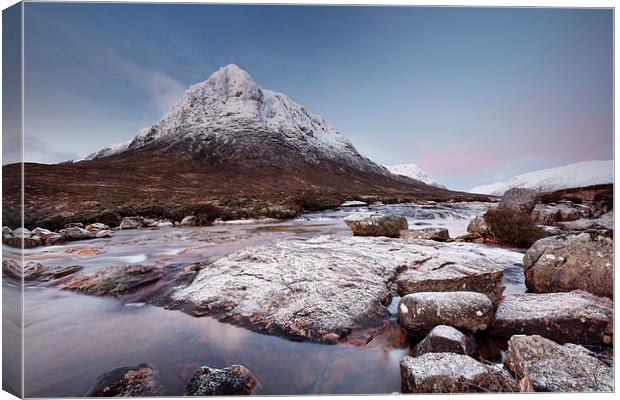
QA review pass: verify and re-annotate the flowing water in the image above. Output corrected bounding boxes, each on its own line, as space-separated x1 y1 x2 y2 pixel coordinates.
4 202 527 397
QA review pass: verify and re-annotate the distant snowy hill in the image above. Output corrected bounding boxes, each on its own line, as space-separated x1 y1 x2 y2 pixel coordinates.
385 163 445 188
469 160 613 195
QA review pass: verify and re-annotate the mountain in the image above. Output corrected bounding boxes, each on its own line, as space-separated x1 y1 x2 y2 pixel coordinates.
469 160 613 195
4 65 488 229
384 163 445 188
86 64 388 176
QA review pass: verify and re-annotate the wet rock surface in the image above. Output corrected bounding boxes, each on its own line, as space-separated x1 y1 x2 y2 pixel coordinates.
412 325 477 357
398 292 493 336
400 227 449 241
400 353 518 393
57 265 165 297
85 363 164 397
523 233 613 297
59 226 95 241
504 335 613 392
491 291 613 344
343 213 408 237
184 365 259 396
396 258 505 304
2 260 83 282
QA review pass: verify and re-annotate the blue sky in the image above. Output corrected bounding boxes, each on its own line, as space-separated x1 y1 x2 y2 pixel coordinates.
14 4 614 190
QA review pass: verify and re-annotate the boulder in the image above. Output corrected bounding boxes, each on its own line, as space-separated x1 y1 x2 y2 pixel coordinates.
491 291 613 344
343 213 408 237
400 353 518 393
557 210 613 231
340 200 368 207
85 363 164 397
43 233 66 246
396 258 505 304
57 265 164 297
2 226 12 239
498 188 538 214
531 202 586 225
398 292 493 336
95 230 113 238
2 260 83 282
31 227 53 236
180 215 197 226
523 233 612 297
504 335 613 392
413 325 477 357
118 217 144 230
59 226 95 241
400 227 449 242
12 227 31 238
85 222 110 232
184 365 259 396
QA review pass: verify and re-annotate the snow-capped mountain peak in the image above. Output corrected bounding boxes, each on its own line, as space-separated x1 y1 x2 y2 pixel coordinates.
385 163 445 188
469 160 613 195
85 64 382 174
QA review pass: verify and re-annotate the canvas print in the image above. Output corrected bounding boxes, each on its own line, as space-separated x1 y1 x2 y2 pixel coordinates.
1 2 614 397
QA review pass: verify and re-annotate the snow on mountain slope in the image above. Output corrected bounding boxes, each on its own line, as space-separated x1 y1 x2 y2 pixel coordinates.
469 160 613 195
86 64 388 175
385 163 446 188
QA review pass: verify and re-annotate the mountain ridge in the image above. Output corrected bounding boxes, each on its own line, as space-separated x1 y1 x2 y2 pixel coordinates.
469 160 613 195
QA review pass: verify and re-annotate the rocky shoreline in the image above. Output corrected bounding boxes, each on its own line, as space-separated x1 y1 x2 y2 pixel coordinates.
4 185 614 395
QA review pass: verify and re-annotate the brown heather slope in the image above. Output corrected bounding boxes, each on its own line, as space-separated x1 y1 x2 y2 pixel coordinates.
2 153 490 230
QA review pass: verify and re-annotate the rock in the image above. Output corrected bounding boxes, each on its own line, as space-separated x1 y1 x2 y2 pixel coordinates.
2 226 12 238
184 365 259 396
466 216 491 238
43 233 66 246
523 233 612 297
118 217 144 230
85 363 164 397
31 227 53 236
531 202 585 225
557 210 613 231
172 236 520 342
498 188 538 214
491 291 613 344
12 227 32 238
2 260 82 282
538 225 562 236
413 325 477 357
180 215 197 226
57 265 164 297
400 353 518 393
396 258 505 304
504 335 613 392
156 221 174 228
398 292 493 336
339 200 368 207
95 230 113 238
85 222 110 232
64 222 84 229
59 226 95 241
400 227 449 242
343 213 408 237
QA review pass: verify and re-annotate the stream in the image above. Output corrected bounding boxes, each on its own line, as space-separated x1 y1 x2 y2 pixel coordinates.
4 201 527 397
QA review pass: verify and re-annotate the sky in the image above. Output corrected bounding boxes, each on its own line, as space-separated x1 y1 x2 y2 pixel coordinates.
5 3 614 190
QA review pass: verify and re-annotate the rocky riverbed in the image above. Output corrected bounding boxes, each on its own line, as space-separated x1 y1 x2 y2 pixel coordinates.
2 199 613 396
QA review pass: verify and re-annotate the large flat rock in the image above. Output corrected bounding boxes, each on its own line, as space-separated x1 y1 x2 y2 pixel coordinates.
491 291 613 344
171 235 508 342
504 335 613 392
